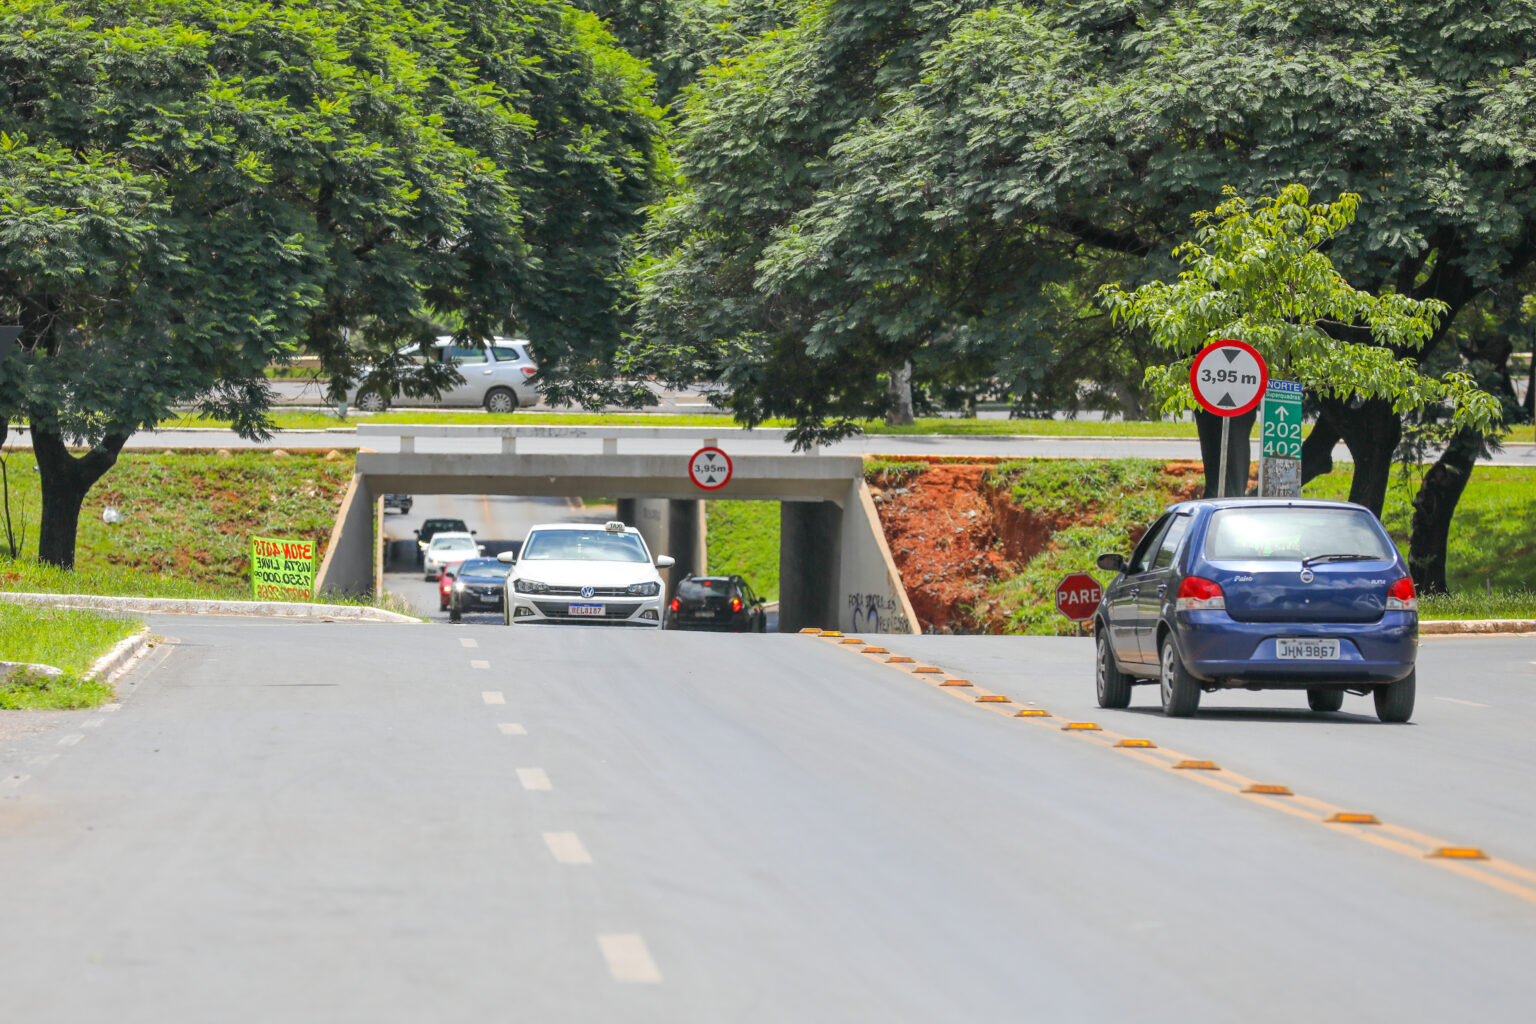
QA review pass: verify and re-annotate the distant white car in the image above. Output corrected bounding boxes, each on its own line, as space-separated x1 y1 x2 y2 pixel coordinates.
498 522 674 627
350 336 538 413
423 532 483 581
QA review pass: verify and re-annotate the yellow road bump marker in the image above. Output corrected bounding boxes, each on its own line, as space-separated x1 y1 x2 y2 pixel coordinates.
914 667 944 674
839 638 865 645
1015 709 1051 717
1061 722 1102 731
1243 784 1294 796
861 647 888 654
939 680 973 687
818 630 843 637
1115 739 1156 749
799 628 821 634
1428 847 1489 860
1327 813 1381 825
976 695 1011 703
886 656 915 664
1172 760 1220 770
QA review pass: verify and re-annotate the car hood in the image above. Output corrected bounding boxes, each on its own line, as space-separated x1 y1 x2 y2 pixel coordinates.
456 571 507 585
511 559 661 587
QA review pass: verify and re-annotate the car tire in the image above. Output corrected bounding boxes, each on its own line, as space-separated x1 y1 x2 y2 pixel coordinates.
1095 629 1133 709
356 391 388 412
1307 687 1345 713
448 599 462 624
1159 635 1201 717
484 387 518 413
1373 669 1415 723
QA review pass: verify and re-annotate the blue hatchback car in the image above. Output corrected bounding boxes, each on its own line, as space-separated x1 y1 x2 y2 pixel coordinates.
1093 499 1418 722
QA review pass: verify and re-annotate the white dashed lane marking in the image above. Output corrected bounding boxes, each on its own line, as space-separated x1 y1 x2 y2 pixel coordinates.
497 723 527 735
58 734 84 747
471 660 490 670
1 775 29 790
81 718 105 729
543 832 593 864
28 754 57 768
1436 697 1491 708
482 692 506 705
517 768 552 791
459 638 479 648
598 934 662 984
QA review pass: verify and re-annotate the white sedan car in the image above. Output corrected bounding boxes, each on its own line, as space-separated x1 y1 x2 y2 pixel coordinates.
423 532 483 581
498 522 673 627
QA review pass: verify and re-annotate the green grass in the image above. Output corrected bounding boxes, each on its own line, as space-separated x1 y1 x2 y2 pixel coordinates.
0 604 137 708
706 500 780 601
1419 590 1536 621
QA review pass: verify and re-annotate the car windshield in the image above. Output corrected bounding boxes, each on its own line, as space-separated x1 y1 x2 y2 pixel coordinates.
455 559 502 575
432 536 476 551
520 530 649 563
678 579 732 599
1204 507 1394 562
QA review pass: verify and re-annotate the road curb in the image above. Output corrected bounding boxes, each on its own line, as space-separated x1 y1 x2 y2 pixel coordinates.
1420 618 1536 635
0 592 420 623
87 627 154 683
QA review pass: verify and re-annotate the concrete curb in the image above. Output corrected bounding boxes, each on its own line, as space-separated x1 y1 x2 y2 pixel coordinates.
1420 619 1536 636
87 627 154 683
0 591 420 623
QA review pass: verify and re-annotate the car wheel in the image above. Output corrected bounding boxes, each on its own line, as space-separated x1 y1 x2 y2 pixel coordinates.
484 387 518 413
356 391 388 412
1095 629 1133 709
1159 635 1201 717
1307 687 1345 713
1373 669 1415 723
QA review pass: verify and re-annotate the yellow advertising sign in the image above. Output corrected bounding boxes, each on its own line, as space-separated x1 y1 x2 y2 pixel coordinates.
251 535 316 602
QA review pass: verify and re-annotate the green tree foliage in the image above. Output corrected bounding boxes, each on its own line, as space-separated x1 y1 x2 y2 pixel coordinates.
0 0 663 567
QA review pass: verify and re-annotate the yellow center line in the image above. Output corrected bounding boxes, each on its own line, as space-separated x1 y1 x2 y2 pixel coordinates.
821 634 1536 906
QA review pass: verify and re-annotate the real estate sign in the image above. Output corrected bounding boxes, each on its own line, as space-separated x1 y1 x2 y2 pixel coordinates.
252 535 316 602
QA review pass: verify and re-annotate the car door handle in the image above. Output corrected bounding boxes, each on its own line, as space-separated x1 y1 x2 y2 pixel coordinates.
1126 587 1140 598
1157 584 1168 596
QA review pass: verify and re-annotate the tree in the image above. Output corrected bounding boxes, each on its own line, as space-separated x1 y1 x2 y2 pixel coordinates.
0 0 662 568
1100 185 1500 498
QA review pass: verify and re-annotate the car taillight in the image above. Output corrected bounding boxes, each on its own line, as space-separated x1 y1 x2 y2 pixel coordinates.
520 366 535 377
669 597 680 612
1387 576 1417 611
1175 576 1225 611
731 598 742 613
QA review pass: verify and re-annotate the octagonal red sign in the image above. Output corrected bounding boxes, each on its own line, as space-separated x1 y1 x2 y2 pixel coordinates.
1055 572 1103 622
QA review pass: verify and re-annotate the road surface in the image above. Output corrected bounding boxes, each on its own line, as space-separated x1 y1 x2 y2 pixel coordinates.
0 623 1530 1022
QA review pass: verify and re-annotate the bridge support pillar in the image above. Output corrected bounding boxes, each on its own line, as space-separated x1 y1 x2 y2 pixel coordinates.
779 500 842 633
667 499 707 586
617 497 673 586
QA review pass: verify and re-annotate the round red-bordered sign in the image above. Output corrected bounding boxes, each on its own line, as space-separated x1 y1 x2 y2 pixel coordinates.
688 447 733 490
1189 339 1268 417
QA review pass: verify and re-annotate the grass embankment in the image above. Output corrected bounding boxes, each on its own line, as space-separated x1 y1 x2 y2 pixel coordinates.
975 461 1536 632
706 501 780 601
0 450 354 600
0 604 137 708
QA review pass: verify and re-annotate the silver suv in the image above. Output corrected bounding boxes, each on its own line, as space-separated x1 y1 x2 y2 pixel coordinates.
351 337 537 412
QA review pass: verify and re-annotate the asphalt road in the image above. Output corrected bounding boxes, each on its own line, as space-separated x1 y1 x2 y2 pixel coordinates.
0 623 1531 1022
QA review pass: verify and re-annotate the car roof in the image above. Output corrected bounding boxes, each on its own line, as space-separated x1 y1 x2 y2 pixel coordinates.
428 531 476 543
524 522 640 535
422 518 467 526
1165 497 1372 515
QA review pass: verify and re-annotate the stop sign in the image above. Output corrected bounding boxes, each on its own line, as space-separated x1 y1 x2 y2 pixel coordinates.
1055 573 1103 622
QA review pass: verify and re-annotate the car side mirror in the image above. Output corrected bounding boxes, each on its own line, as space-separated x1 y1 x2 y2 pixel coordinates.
1096 553 1126 573
413 529 420 536
477 545 485 554
471 530 478 535
496 551 516 564
656 555 676 569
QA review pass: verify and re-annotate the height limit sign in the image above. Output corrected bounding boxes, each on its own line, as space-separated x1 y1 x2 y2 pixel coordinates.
1190 340 1267 498
688 446 733 490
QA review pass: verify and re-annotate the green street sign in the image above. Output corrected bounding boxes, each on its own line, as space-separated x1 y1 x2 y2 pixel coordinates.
1261 379 1303 460
251 535 316 602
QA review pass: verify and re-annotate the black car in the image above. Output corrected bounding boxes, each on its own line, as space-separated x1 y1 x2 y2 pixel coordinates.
666 575 768 632
449 558 508 622
414 517 472 565
384 493 413 514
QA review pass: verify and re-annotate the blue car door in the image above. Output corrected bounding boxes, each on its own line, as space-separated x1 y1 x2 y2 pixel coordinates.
1136 513 1192 663
1105 514 1173 667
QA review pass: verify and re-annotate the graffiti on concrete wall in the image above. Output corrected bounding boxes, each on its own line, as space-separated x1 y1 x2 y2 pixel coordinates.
848 591 911 635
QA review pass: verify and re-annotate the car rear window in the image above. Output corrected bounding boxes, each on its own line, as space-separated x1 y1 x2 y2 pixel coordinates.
1203 507 1394 562
678 579 732 599
423 519 466 533
433 536 476 550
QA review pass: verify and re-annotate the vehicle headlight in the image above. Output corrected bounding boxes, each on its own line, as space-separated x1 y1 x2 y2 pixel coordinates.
453 580 465 590
514 578 549 594
626 581 660 597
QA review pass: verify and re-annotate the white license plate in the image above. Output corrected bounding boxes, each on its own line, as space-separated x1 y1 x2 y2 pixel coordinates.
568 603 605 617
1277 638 1340 660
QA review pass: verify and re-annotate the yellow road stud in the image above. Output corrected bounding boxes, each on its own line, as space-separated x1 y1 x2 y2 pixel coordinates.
1114 739 1156 749
818 631 843 637
886 656 915 664
1243 784 1293 796
1172 760 1220 770
1014 709 1051 717
839 638 865 645
1326 813 1381 825
913 666 944 674
1061 722 1102 731
939 680 973 687
976 695 1011 703
1427 847 1489 860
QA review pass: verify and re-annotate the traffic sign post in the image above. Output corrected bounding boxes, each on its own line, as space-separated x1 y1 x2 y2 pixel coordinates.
1189 340 1268 498
1055 572 1103 625
688 446 733 490
1260 379 1303 497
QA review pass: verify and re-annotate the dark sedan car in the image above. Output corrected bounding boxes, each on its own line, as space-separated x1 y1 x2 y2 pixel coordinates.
666 575 768 632
1093 499 1418 722
448 558 508 622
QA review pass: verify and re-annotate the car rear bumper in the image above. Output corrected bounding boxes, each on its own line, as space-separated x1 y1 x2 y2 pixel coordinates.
1174 610 1416 686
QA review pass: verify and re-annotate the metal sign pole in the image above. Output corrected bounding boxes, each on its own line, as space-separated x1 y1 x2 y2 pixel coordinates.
1217 416 1231 498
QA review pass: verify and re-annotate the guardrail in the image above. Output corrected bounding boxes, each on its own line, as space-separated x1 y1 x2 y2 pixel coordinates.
353 423 817 455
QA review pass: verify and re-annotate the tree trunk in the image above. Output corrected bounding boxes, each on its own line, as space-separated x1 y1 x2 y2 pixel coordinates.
885 361 914 426
31 426 129 569
1299 415 1340 487
1407 426 1480 595
1195 407 1256 497
1316 397 1401 516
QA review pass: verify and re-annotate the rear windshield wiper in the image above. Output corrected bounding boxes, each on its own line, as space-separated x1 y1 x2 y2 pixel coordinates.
1301 553 1383 567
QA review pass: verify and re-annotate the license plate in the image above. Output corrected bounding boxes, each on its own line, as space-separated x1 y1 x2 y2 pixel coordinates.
1277 638 1340 660
568 603 605 617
